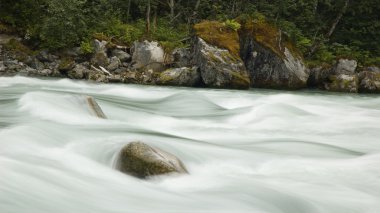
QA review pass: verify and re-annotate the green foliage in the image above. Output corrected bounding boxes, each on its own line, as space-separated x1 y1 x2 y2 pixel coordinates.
80 40 94 54
224 20 241 31
150 19 189 52
95 19 144 45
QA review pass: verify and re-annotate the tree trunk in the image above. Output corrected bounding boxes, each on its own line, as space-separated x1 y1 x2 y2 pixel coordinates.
146 0 151 34
126 0 132 22
168 0 175 21
308 0 350 57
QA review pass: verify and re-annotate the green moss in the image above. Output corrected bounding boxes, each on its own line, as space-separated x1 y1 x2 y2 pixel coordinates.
240 19 302 60
194 21 241 59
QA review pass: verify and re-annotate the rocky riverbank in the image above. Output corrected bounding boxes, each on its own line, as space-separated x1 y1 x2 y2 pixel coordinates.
1 20 379 93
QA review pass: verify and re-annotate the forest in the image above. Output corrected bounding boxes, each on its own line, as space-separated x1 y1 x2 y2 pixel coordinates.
0 0 379 66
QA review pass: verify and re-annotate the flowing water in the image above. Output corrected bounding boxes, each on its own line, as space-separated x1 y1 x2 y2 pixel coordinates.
1 76 380 213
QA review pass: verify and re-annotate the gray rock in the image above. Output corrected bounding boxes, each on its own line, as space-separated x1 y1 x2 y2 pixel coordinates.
117 141 188 179
93 39 108 53
91 51 109 67
86 70 108 83
193 37 250 89
172 48 191 67
112 49 131 62
107 56 121 71
358 71 380 93
365 66 380 73
38 69 53 76
324 74 359 93
334 58 357 75
28 57 45 70
68 64 88 79
241 37 308 90
157 67 201 87
36 50 56 62
0 61 5 72
131 40 165 71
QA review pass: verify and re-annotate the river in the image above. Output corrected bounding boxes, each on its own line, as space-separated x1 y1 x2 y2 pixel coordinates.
1 76 380 213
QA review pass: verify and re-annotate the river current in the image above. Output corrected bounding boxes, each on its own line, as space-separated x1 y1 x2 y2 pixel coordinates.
1 76 380 213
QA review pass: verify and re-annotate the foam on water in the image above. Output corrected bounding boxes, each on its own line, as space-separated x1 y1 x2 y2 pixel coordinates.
1 76 380 213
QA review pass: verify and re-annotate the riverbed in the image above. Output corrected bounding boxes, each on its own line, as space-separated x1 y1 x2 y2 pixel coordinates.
1 76 380 213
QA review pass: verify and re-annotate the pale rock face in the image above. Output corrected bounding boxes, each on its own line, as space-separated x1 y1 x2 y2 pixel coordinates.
192 37 250 89
157 67 201 87
335 58 357 75
131 40 165 72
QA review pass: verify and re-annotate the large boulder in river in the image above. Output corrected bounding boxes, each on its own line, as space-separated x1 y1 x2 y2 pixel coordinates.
192 21 250 89
157 67 201 87
358 71 380 93
131 40 165 72
117 141 188 179
240 20 308 89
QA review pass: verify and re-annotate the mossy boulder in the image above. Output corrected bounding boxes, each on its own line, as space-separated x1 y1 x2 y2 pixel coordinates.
324 74 359 93
358 71 380 93
239 19 308 89
192 21 250 89
117 141 188 179
157 67 201 87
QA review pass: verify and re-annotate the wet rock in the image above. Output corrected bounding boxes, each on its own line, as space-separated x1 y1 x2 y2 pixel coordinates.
358 71 380 93
117 141 188 179
157 67 201 87
131 40 165 72
111 49 131 62
36 50 56 63
324 74 358 93
193 37 250 89
334 58 357 75
172 48 191 67
38 69 53 76
86 70 108 83
107 56 121 71
68 64 88 79
85 96 107 119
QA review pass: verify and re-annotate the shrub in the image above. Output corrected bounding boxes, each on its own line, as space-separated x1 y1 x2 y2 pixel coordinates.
80 40 94 54
224 19 241 31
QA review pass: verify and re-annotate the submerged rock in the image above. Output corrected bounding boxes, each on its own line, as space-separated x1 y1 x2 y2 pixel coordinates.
85 96 107 119
324 74 358 93
240 20 308 89
117 141 188 179
358 71 380 93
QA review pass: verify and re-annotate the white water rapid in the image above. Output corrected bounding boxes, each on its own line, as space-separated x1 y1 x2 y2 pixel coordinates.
1 76 380 213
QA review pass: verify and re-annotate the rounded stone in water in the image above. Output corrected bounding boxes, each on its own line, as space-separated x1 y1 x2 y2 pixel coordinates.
117 141 188 179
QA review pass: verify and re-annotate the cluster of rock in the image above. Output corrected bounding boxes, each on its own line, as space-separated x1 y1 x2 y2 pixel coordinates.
308 59 380 93
1 20 379 93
